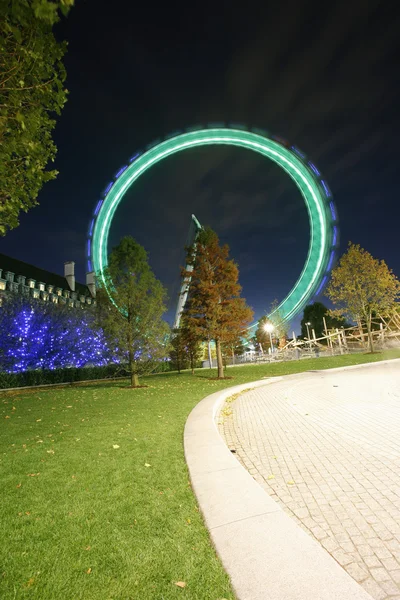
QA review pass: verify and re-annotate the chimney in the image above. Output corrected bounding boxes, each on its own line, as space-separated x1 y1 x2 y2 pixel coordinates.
86 271 96 297
64 261 75 292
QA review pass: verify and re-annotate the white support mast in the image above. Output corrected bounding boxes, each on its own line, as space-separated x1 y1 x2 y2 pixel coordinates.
173 214 202 330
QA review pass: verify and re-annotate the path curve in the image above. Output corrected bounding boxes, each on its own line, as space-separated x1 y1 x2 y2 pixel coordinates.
184 366 388 600
219 360 400 600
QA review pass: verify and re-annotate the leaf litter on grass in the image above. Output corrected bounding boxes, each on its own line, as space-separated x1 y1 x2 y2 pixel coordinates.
2 351 400 600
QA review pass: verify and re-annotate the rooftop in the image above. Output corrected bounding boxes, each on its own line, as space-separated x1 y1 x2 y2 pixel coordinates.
0 253 90 296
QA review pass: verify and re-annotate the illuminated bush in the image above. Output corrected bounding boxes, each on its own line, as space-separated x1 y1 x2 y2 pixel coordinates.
0 295 113 373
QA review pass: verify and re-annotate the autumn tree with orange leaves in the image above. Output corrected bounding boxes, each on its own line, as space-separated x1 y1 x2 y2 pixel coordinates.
181 228 253 378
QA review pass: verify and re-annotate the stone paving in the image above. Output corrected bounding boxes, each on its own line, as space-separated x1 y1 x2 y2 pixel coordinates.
219 362 400 600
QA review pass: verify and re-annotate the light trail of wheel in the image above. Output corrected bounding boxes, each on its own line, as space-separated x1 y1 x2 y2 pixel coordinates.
88 127 338 323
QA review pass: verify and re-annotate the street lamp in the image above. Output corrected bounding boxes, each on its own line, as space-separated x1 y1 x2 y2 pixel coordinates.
305 322 311 349
264 322 274 353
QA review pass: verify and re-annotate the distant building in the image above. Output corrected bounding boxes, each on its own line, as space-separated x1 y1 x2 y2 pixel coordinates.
0 253 96 308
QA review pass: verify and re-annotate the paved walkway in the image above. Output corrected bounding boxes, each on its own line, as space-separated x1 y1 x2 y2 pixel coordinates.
220 362 400 600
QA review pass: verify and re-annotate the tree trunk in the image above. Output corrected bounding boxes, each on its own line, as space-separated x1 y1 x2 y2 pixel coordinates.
366 314 374 353
190 353 195 375
131 370 139 387
358 318 366 348
127 315 139 387
207 339 213 369
232 348 235 365
128 347 139 387
215 338 224 379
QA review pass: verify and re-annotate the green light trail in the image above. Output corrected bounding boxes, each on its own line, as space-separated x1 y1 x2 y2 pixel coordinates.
90 128 337 323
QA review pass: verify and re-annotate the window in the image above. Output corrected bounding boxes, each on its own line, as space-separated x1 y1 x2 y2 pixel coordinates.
28 280 35 288
52 295 58 303
47 285 54 294
39 283 45 291
0 281 6 291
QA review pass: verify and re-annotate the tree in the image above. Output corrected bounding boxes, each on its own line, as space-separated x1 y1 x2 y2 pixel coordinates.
198 340 218 368
0 293 111 372
96 237 170 387
222 335 246 365
169 329 189 373
300 302 348 340
182 228 253 379
180 317 202 374
0 0 74 234
326 243 400 352
269 299 289 340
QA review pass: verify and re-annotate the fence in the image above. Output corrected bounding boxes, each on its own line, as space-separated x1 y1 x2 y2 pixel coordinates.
201 313 400 368
202 347 349 369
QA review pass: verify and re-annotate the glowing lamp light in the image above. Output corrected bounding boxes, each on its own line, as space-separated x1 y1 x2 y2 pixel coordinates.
264 323 274 333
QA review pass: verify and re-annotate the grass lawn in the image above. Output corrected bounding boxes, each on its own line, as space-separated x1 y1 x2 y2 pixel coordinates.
1 349 400 600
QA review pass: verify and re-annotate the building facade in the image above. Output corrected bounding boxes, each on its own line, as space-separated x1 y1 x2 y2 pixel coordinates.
0 253 96 308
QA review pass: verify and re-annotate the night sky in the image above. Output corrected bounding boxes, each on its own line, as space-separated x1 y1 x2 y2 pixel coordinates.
1 0 400 328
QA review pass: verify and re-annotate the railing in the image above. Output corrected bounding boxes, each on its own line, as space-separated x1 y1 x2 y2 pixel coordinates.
202 340 400 369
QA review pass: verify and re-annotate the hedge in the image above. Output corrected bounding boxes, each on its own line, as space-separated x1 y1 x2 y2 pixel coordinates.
0 364 128 389
0 359 183 389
